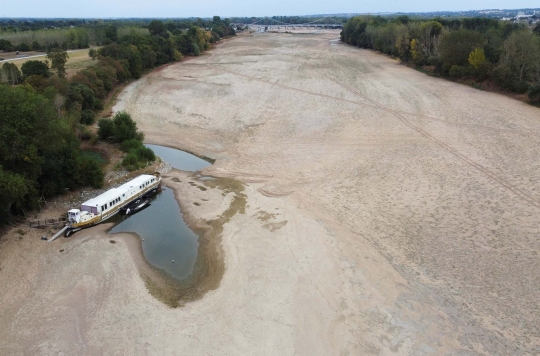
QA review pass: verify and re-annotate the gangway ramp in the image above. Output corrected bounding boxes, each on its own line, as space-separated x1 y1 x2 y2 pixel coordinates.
47 226 68 242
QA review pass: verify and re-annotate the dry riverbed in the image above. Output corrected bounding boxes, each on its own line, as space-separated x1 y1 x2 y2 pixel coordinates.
2 30 540 355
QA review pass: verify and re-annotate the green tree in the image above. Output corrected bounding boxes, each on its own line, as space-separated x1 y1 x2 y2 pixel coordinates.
98 44 142 78
468 48 486 69
0 84 103 213
528 83 540 104
21 60 50 78
500 30 540 82
0 166 30 224
138 44 157 69
148 20 166 37
419 21 443 57
47 47 69 78
439 29 484 73
112 111 143 142
89 48 98 60
67 83 96 111
97 117 115 141
105 25 118 43
1 63 23 85
98 111 143 143
410 39 424 64
0 39 14 52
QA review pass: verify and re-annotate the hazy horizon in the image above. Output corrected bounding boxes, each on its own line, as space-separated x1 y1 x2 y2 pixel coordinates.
1 1 539 19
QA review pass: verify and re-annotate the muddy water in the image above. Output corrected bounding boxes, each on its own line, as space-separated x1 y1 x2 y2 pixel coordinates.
109 145 212 281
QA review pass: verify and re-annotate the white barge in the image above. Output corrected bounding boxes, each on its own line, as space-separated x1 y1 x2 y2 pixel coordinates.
66 172 161 236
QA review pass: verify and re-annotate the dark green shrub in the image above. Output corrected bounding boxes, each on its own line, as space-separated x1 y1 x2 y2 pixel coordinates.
492 65 514 90
21 60 49 78
79 127 94 140
473 62 491 81
510 81 530 94
97 117 115 141
528 83 540 103
80 150 105 165
121 151 139 167
449 65 465 78
68 83 95 111
0 39 14 52
75 154 104 188
94 99 104 110
112 111 139 142
135 146 156 161
120 138 143 152
192 43 201 56
15 42 31 52
80 109 95 125
427 56 439 66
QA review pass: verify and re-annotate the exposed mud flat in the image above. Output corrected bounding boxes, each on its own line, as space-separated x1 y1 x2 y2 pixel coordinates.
2 30 540 355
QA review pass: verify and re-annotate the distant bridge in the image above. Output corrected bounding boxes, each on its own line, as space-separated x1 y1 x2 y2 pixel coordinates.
243 16 344 31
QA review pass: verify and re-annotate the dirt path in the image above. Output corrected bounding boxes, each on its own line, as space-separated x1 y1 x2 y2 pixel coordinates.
2 31 540 355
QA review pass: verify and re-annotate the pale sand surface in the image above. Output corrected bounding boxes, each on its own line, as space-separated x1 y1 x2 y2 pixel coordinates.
2 30 540 355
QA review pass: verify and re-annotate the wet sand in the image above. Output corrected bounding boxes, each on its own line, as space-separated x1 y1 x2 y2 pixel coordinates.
2 30 540 355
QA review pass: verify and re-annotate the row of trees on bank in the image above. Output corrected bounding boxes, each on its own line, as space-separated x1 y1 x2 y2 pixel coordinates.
0 17 237 54
341 16 540 103
0 17 233 225
0 84 104 225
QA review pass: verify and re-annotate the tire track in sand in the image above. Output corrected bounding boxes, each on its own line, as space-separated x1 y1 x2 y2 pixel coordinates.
326 77 535 138
217 65 531 137
326 76 540 209
217 66 540 209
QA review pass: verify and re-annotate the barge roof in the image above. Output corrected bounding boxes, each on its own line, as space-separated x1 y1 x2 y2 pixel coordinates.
81 174 155 207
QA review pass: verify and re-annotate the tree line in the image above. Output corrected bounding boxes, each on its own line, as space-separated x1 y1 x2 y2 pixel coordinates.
0 17 234 226
0 17 237 54
341 16 540 103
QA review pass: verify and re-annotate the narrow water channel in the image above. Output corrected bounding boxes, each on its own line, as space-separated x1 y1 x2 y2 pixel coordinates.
108 145 212 281
145 144 212 171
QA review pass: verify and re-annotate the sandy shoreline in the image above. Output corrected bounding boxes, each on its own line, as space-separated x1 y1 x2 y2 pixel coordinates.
2 30 540 355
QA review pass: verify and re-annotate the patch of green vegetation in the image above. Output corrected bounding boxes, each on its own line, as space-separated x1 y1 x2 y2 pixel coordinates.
109 239 116 244
81 149 106 166
471 83 485 90
98 112 155 171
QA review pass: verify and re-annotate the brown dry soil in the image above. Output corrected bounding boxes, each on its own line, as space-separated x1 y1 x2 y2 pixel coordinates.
2 30 540 355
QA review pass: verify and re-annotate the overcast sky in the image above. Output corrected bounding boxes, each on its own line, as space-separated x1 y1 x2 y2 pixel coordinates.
1 0 539 18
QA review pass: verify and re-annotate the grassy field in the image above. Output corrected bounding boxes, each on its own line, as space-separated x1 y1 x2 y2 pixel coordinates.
3 48 97 77
0 26 148 46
